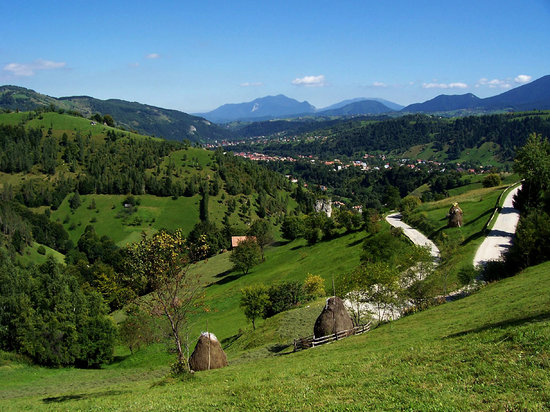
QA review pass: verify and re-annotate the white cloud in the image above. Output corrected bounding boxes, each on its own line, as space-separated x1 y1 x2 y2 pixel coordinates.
3 59 66 77
240 82 264 87
422 82 468 89
292 74 326 87
448 82 468 89
146 53 160 59
514 74 532 84
372 81 387 87
476 78 512 89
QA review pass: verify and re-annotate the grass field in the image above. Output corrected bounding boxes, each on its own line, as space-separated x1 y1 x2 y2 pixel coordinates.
180 229 367 348
0 111 148 142
1 260 548 410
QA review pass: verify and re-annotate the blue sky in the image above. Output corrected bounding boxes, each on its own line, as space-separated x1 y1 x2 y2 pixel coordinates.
1 0 549 112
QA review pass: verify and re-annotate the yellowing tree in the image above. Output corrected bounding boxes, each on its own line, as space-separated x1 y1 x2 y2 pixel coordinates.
129 230 208 372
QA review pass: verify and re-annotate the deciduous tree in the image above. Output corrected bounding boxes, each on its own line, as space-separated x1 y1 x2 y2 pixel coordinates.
129 230 208 371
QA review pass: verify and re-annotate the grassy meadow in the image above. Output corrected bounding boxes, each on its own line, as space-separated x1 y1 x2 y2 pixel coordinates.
1 260 548 410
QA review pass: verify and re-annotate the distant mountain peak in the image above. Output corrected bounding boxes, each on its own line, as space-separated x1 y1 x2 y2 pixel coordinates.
197 94 315 123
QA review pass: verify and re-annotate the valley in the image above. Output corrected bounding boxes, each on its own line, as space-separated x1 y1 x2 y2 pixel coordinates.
1 91 549 410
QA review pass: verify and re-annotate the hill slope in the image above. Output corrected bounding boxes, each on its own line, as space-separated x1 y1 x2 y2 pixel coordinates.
1 260 548 410
0 85 229 142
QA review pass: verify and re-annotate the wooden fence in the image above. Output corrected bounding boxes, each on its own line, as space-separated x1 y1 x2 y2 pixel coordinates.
293 322 372 352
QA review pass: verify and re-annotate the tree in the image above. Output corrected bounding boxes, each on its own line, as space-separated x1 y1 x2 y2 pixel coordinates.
281 215 304 240
199 188 209 222
230 237 261 274
0 254 116 367
240 285 270 330
129 230 208 372
513 133 550 210
482 173 501 188
248 219 273 260
69 191 81 210
103 114 115 127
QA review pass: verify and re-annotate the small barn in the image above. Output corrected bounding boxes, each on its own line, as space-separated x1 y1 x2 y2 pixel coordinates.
188 332 228 372
231 236 256 249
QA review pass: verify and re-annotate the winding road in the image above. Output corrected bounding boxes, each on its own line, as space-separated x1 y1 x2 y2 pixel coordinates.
473 185 521 268
385 212 440 260
385 184 521 268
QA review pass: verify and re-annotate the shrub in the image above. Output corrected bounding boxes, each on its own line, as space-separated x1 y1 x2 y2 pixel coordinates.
482 173 501 188
37 245 46 255
303 274 325 299
457 266 480 286
264 281 305 318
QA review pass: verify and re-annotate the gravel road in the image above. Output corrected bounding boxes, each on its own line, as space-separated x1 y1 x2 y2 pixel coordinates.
473 185 521 267
385 212 440 260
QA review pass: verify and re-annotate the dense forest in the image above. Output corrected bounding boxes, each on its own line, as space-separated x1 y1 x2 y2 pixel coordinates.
229 112 550 160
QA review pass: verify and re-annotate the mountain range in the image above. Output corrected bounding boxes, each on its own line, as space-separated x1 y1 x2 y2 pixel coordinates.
1 75 549 139
402 75 550 113
198 75 550 122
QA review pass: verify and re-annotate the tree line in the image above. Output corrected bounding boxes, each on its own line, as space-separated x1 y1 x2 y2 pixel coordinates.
230 112 550 160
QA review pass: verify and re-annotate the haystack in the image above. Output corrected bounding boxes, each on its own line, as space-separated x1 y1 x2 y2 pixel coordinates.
448 202 463 227
313 296 354 338
188 332 228 372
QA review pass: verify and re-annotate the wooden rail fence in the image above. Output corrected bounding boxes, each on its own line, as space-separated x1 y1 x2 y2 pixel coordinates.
293 322 372 352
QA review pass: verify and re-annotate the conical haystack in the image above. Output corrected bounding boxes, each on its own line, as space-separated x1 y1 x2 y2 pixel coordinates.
448 202 463 227
188 332 228 372
314 296 354 338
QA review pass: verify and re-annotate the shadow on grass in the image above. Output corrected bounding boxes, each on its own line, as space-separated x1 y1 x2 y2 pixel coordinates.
221 331 243 350
43 390 127 404
461 230 484 246
268 343 291 353
464 208 492 227
109 354 131 365
271 240 290 247
214 269 233 278
208 271 246 287
347 235 367 248
444 311 550 339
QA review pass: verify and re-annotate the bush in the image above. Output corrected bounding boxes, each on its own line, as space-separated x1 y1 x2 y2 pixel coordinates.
37 245 46 255
264 281 305 318
400 195 421 214
457 266 480 286
303 274 325 299
482 173 501 188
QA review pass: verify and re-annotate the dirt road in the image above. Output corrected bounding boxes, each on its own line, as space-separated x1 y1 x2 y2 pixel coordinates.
385 212 440 260
473 185 521 267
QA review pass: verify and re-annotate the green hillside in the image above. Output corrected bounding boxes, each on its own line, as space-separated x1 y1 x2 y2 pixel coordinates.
2 259 548 410
0 85 230 142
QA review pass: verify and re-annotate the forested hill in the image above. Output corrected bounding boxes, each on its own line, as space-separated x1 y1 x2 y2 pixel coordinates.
230 112 550 161
0 85 230 142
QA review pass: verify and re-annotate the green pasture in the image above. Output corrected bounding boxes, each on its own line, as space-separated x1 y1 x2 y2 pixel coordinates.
51 194 201 247
183 230 366 348
16 241 65 267
1 260 548 410
0 111 151 142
